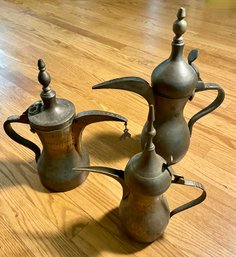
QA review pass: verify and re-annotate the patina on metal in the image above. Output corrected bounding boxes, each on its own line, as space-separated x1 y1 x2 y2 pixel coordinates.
74 105 206 243
92 7 225 164
4 59 128 192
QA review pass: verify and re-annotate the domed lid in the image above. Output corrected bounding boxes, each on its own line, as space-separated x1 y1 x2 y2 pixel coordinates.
151 8 198 99
28 59 75 131
124 105 172 196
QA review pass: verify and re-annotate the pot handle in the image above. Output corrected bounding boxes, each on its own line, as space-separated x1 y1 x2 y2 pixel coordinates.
3 111 41 162
170 173 206 218
188 82 225 135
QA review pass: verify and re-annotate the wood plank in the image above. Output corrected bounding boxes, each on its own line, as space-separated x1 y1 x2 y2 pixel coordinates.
0 0 235 256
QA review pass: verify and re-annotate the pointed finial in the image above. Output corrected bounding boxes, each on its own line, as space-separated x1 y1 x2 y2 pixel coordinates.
37 59 56 109
38 59 51 92
172 7 187 44
145 105 156 150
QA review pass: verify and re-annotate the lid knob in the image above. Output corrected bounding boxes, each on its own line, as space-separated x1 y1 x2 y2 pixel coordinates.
172 7 187 44
38 59 51 91
37 59 56 109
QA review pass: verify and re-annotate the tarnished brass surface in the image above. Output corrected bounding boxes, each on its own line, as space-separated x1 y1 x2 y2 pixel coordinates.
74 105 206 243
3 60 127 192
92 8 225 165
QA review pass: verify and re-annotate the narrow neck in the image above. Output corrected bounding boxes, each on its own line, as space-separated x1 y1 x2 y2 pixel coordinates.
40 90 57 109
154 95 188 121
169 43 184 60
37 126 75 154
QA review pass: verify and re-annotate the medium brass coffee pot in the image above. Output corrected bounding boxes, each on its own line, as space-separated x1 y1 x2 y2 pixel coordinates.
74 105 206 243
4 59 127 192
92 8 225 164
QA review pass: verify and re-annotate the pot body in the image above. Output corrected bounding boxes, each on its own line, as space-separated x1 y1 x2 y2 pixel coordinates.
119 193 170 243
37 124 89 192
141 95 190 164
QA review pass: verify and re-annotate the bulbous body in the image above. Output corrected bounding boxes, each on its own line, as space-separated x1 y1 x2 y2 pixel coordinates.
119 193 170 243
141 96 191 164
119 147 172 243
140 42 197 164
37 125 89 191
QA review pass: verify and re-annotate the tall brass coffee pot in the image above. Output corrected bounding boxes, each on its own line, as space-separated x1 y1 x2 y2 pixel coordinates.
74 105 206 243
4 59 127 192
92 8 225 164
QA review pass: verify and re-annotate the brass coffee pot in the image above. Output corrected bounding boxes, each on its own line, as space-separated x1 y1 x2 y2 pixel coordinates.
74 105 206 243
91 8 225 164
4 59 128 192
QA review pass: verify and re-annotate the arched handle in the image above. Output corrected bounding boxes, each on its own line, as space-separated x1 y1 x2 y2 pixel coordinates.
170 173 206 218
3 112 41 162
188 82 225 135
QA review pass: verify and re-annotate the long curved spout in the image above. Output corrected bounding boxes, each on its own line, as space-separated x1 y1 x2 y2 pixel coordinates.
93 77 154 105
73 110 127 153
73 166 130 199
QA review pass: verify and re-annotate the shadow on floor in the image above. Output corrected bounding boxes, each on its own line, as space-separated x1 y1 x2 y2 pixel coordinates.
20 208 160 257
0 130 142 193
68 207 155 256
85 130 142 162
0 159 49 192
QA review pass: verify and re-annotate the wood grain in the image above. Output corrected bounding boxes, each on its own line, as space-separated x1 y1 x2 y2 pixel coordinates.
0 0 235 256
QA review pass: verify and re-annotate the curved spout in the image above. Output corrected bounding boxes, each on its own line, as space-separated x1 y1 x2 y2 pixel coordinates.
73 110 127 153
73 166 129 199
92 77 154 105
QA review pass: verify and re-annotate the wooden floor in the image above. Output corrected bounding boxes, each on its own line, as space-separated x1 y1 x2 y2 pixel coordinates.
0 0 235 256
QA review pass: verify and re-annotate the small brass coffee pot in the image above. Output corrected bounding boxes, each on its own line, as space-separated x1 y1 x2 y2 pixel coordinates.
4 59 127 192
74 105 206 243
92 8 225 164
